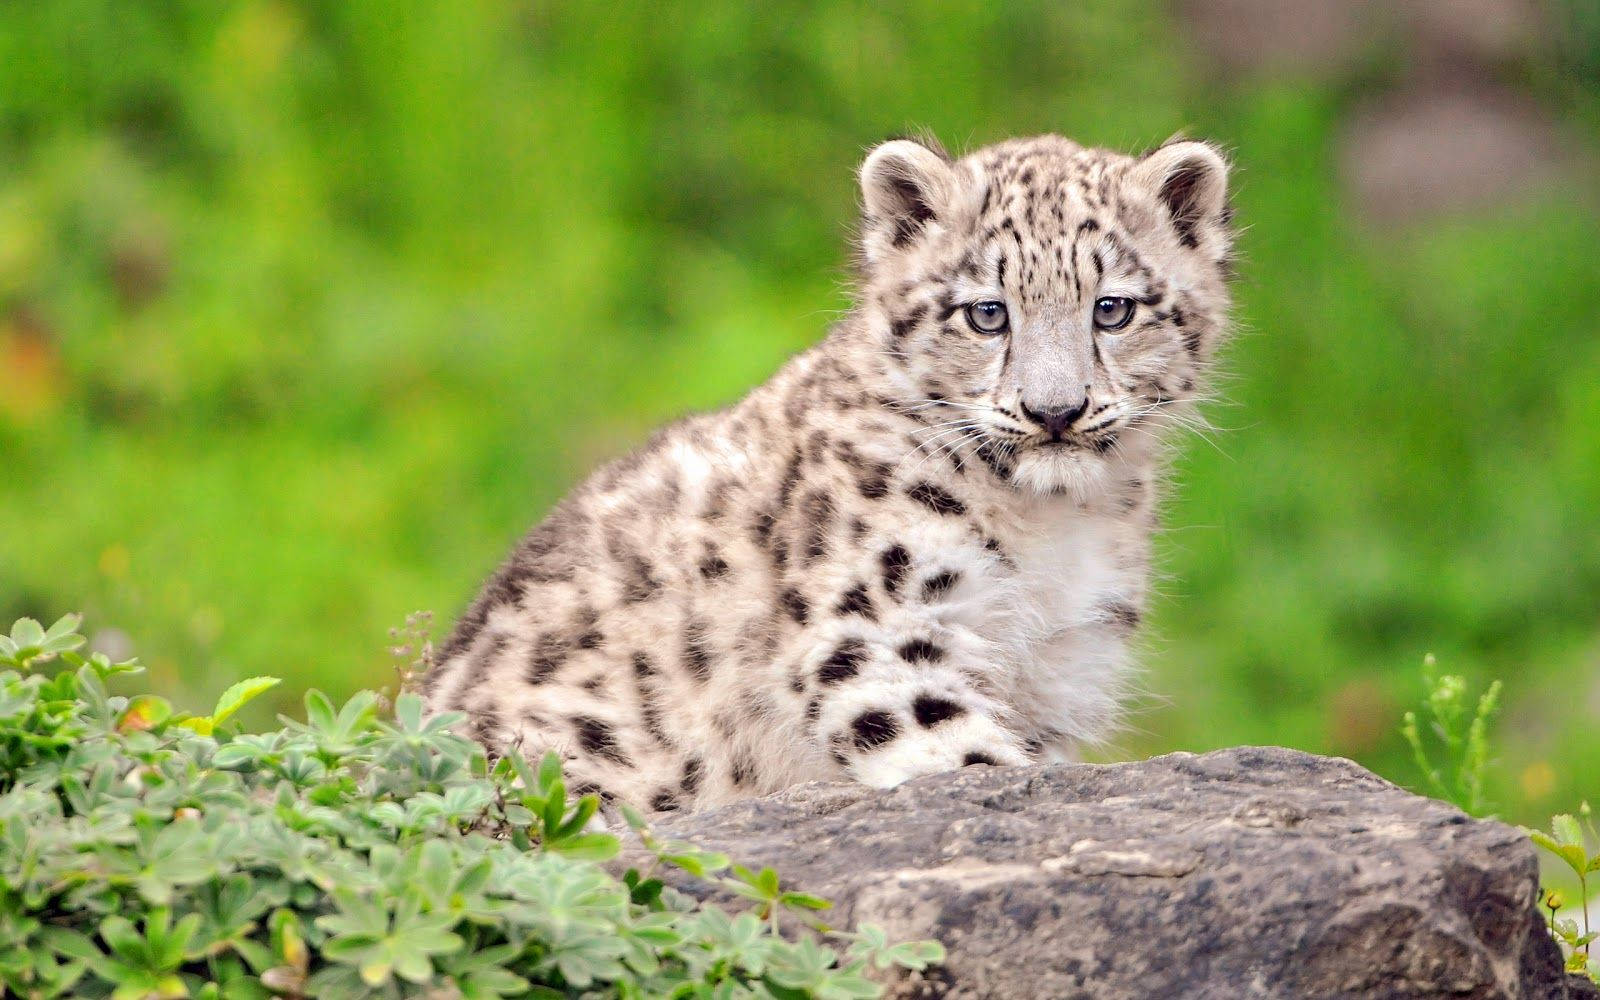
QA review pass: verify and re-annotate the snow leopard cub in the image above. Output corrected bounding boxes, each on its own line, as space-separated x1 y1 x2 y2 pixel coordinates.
425 133 1234 811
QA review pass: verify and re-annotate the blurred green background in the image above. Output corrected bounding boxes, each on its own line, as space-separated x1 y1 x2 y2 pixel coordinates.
2 1 1597 823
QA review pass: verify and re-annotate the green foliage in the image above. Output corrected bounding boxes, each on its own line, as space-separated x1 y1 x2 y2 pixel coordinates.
1528 804 1600 984
1398 659 1597 984
1399 654 1502 817
0 614 939 998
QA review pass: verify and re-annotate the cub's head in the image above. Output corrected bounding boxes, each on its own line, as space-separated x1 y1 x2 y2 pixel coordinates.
854 133 1234 498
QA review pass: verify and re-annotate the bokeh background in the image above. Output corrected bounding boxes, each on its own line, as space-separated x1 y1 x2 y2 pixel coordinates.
2 0 1597 823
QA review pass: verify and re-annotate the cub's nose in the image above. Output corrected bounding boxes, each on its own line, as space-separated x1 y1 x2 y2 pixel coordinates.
1020 398 1089 440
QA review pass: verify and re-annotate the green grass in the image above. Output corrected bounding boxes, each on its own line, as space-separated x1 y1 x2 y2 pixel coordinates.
2 1 1597 823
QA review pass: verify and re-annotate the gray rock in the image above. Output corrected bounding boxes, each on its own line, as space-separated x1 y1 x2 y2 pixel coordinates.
630 746 1598 999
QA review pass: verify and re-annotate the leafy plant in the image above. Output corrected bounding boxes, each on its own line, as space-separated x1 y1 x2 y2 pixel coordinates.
1528 805 1600 984
0 613 941 998
1399 655 1597 985
1399 654 1502 816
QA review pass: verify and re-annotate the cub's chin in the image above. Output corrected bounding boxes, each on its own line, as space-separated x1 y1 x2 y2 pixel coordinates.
1010 443 1122 502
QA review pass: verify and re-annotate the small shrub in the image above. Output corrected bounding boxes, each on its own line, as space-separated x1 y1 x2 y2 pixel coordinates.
0 614 941 998
1527 806 1599 984
1399 653 1501 816
1400 655 1597 984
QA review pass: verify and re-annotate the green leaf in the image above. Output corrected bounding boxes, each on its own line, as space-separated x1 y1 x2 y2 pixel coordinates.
1528 829 1561 853
548 833 621 861
211 677 282 728
882 939 945 970
537 750 562 794
11 617 46 651
43 612 86 646
119 694 174 732
620 802 649 831
175 715 215 736
555 794 600 838
303 690 336 731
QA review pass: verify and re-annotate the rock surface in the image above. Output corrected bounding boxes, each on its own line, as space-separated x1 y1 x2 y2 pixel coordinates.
633 747 1598 999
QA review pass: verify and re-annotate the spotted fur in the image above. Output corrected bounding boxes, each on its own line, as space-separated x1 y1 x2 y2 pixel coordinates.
424 133 1235 810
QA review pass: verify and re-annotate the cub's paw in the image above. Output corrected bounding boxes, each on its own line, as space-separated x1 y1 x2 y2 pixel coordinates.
829 698 1029 788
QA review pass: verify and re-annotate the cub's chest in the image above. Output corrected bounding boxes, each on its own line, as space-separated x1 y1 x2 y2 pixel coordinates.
965 509 1142 648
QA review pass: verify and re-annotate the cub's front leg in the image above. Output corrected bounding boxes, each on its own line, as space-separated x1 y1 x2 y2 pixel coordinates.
796 611 1031 788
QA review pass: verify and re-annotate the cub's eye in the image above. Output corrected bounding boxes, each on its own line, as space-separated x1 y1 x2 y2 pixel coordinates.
965 300 1009 335
1092 296 1135 331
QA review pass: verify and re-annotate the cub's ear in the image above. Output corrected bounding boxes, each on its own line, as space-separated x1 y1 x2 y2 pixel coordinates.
1132 140 1230 249
858 138 955 260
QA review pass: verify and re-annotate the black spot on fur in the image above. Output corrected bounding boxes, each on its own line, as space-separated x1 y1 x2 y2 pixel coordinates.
730 753 755 788
776 448 804 508
525 633 566 685
855 463 891 499
907 481 966 516
1119 480 1144 513
804 428 829 464
575 628 604 650
650 789 680 812
682 621 712 682
983 536 1008 561
881 544 912 596
889 303 928 340
800 490 835 564
913 694 964 728
851 710 900 751
639 699 669 747
703 480 732 520
750 507 776 553
467 706 502 745
919 571 960 602
681 756 703 796
779 587 810 625
963 751 998 767
1099 599 1142 633
805 695 822 723
622 554 660 604
632 651 654 678
897 638 945 664
834 441 891 500
818 638 867 684
574 716 632 767
834 582 877 620
699 550 730 580
630 653 670 747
